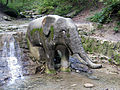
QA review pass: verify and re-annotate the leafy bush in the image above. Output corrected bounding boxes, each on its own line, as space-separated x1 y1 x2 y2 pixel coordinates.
37 0 82 16
89 1 120 24
54 4 73 15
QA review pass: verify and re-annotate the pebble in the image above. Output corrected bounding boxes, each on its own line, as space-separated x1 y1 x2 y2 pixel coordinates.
2 16 12 21
84 83 94 88
75 70 80 73
88 75 99 80
71 84 77 87
117 67 120 71
56 79 61 82
102 60 108 63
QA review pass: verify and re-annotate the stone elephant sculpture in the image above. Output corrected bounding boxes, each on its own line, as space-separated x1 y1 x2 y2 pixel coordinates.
27 15 102 73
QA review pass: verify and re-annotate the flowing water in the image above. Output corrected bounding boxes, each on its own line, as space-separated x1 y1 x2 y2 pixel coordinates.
1 34 23 85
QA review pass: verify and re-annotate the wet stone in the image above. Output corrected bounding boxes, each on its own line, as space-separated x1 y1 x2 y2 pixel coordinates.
88 75 100 80
0 59 8 67
84 83 94 88
71 84 77 87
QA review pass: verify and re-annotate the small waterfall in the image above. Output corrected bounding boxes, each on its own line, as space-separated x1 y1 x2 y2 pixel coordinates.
2 34 23 84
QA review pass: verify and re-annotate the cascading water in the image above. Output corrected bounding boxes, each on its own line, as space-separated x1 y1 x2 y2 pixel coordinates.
2 34 23 84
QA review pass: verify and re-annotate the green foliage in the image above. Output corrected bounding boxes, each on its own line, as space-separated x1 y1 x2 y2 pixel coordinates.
103 0 120 5
37 0 84 16
117 21 120 26
97 23 103 29
1 0 34 11
0 0 100 17
37 0 55 14
113 54 120 64
54 4 72 15
67 33 70 38
114 26 119 33
113 21 120 33
30 28 43 36
88 6 113 23
89 1 120 24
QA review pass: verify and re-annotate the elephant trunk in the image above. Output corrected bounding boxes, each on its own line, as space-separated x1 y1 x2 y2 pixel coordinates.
68 28 102 69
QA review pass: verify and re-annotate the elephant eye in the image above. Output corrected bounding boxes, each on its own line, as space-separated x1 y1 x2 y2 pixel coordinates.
62 30 66 34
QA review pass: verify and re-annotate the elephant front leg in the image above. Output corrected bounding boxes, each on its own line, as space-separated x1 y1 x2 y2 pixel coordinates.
45 61 56 74
45 50 56 74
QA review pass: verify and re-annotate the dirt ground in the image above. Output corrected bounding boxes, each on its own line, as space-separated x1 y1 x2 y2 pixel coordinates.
1 64 120 90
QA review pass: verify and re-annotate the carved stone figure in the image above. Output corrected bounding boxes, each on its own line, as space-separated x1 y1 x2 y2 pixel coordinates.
27 15 102 73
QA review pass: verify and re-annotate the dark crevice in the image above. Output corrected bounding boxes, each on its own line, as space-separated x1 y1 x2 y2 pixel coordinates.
54 50 61 70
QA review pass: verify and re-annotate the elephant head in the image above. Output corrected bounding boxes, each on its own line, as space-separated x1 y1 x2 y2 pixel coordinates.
27 15 102 72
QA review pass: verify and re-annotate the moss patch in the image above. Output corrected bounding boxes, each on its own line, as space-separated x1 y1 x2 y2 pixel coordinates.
45 64 56 74
61 67 71 72
50 25 54 40
30 28 43 36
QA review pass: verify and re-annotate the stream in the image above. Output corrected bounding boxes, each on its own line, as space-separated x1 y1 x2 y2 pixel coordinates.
0 18 120 90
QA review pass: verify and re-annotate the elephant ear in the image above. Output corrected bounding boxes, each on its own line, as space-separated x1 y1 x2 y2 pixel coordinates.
54 18 67 32
42 16 55 36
